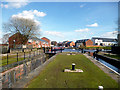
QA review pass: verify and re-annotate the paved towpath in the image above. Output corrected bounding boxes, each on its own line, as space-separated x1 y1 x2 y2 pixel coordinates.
84 54 120 83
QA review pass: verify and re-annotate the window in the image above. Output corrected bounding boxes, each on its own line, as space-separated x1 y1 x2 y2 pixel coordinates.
95 43 98 45
28 39 32 43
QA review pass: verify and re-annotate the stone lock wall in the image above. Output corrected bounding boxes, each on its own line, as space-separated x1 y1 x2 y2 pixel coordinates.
1 53 46 88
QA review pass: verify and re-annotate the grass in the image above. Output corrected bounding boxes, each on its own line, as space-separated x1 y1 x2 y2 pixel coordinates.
0 50 42 66
78 46 111 50
26 54 118 88
0 57 28 66
104 54 120 60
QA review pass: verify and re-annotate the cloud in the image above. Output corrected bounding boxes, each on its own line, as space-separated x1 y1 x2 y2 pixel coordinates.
101 31 118 38
80 4 86 8
12 10 46 19
44 31 64 38
75 28 90 32
11 10 46 25
1 0 29 8
86 23 98 27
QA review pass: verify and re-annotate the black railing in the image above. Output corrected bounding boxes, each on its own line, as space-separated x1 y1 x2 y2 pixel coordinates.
1 49 43 67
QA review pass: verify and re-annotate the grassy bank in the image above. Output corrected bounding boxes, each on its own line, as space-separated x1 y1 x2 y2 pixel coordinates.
26 54 118 88
104 54 120 60
79 46 111 50
1 50 43 66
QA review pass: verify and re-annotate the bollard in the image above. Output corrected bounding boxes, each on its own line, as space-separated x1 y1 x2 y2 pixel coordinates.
98 86 103 90
72 63 75 70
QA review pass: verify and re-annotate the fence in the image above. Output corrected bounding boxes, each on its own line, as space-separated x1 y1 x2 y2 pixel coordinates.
1 50 46 88
0 49 43 66
0 44 44 54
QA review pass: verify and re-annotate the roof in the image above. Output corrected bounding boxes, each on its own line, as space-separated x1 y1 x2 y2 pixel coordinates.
29 37 47 42
66 41 74 44
9 33 48 43
92 37 117 42
76 39 89 43
41 37 50 41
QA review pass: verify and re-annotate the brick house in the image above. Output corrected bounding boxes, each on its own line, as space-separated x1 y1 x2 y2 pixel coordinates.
65 41 75 47
27 37 48 48
51 41 57 46
9 33 47 49
9 33 27 48
75 39 93 47
62 41 69 47
41 37 51 47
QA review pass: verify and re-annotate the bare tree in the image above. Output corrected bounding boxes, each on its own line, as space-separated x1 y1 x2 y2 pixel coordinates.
3 17 41 45
2 33 9 44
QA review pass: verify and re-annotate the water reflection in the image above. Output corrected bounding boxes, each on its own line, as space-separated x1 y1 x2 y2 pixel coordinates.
98 58 120 73
62 49 80 52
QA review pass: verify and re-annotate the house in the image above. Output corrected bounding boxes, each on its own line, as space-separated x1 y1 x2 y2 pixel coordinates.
62 41 69 47
0 44 9 54
75 39 93 47
91 37 117 46
41 37 51 47
57 42 63 46
9 33 27 48
9 33 48 49
51 41 57 46
27 37 48 48
65 41 75 47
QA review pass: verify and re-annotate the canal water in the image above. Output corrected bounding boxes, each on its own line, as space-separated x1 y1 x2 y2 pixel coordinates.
63 49 120 74
62 49 80 52
98 58 120 73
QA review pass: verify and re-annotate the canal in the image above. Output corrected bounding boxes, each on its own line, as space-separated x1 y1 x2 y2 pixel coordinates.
63 49 120 74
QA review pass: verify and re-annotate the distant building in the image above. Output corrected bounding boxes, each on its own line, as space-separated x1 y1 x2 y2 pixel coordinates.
57 42 63 46
51 41 57 46
75 39 93 47
62 41 69 47
27 37 48 48
9 33 48 49
41 37 51 47
9 33 26 48
91 37 117 46
65 41 75 47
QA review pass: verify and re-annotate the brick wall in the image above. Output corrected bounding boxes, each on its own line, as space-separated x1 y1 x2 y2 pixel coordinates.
86 39 93 46
70 42 75 47
9 33 46 49
9 33 27 48
1 53 46 88
41 37 51 47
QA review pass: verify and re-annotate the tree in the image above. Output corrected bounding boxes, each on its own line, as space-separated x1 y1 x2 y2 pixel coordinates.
2 33 9 44
3 16 40 45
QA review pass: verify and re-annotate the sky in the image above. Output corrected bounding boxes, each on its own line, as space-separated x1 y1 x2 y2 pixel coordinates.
0 0 119 42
